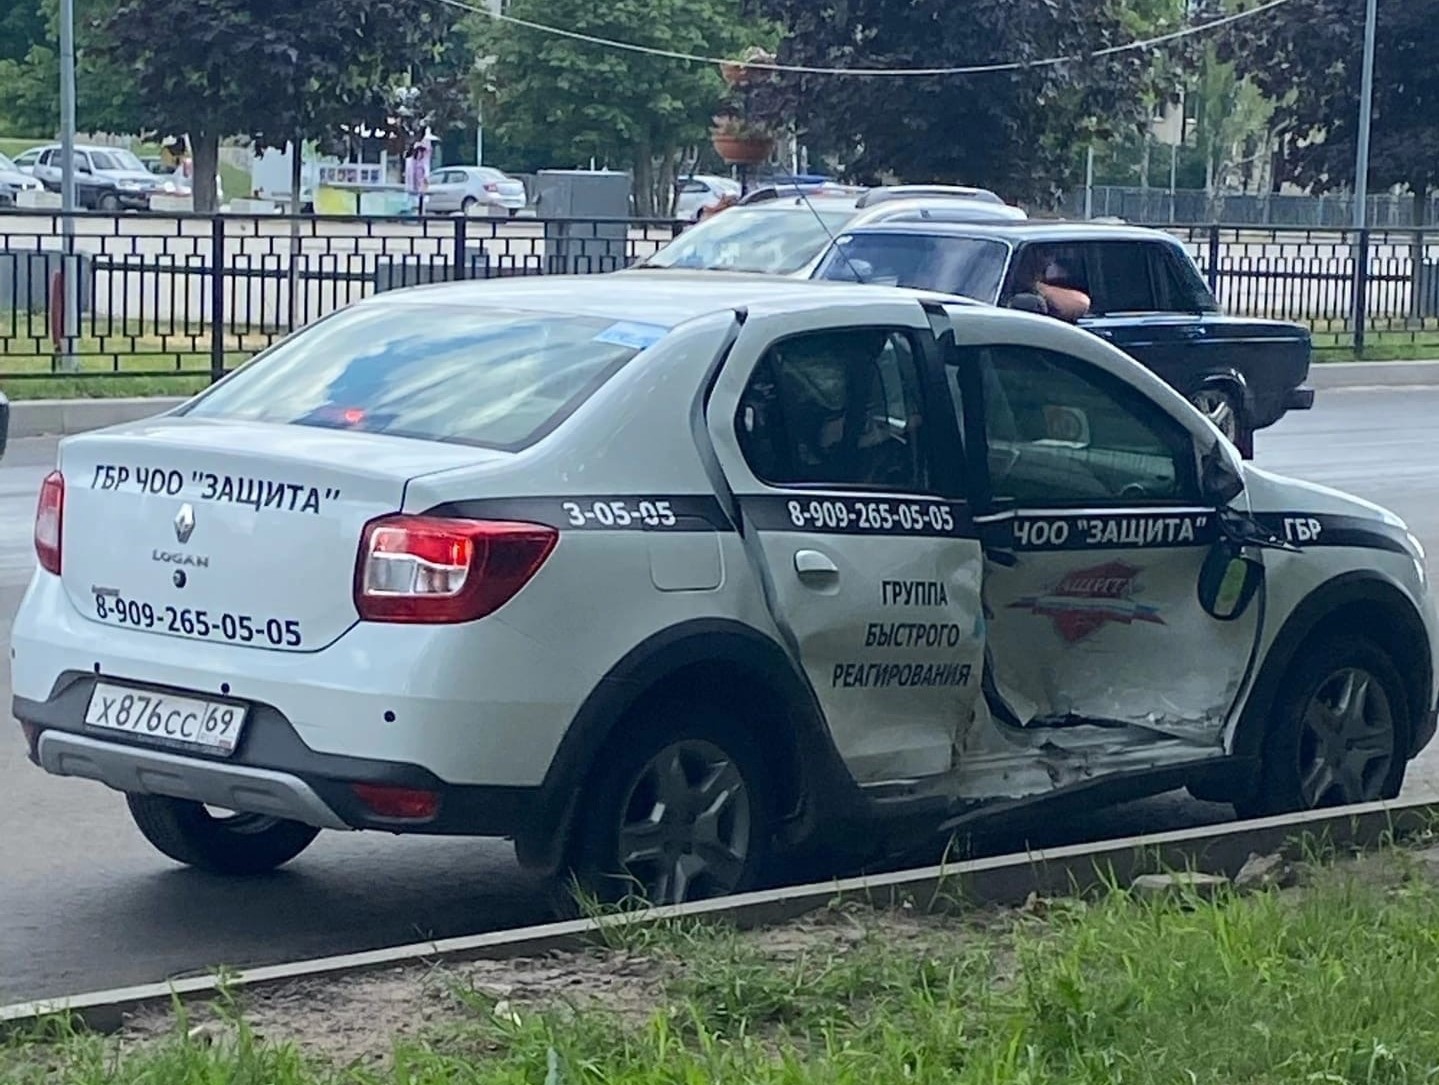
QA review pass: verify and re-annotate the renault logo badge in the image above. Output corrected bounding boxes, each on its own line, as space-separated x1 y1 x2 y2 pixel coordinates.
174 503 196 545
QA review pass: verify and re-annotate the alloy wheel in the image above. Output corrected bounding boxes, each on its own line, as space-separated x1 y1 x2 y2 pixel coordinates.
1190 388 1239 441
613 738 752 905
1297 666 1396 807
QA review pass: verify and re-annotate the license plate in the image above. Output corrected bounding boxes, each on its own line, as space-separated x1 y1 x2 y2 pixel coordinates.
83 682 248 755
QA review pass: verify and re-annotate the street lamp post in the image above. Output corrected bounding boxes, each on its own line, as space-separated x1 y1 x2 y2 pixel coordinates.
1351 0 1378 356
58 0 79 372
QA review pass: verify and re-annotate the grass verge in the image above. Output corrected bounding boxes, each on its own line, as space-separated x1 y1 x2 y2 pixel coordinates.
7 839 1439 1083
1 326 255 399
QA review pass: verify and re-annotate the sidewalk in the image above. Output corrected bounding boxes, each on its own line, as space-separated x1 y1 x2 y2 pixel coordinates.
6 361 1439 441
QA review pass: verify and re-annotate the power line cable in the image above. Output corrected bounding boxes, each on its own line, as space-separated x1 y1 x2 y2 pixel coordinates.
430 0 1293 77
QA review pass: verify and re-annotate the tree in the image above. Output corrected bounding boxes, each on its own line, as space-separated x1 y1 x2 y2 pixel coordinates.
471 0 766 215
94 0 467 211
0 0 135 137
749 0 1168 205
1218 0 1439 218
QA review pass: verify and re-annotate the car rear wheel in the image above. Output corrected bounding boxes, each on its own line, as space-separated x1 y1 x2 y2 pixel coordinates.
126 793 320 874
1189 386 1246 445
461 196 477 214
1236 636 1408 819
562 702 772 910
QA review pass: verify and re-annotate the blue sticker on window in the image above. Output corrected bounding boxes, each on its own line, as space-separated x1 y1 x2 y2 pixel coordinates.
593 321 669 351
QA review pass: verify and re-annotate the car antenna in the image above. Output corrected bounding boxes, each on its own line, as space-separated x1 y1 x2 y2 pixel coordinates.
794 182 869 284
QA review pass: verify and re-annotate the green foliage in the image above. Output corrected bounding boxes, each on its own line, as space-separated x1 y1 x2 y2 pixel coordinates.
750 0 1167 204
0 0 134 137
471 0 769 214
1219 0 1439 206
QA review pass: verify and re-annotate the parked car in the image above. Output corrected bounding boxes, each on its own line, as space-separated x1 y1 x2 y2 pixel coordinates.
637 186 1028 277
424 166 527 216
21 143 168 210
0 152 46 208
672 173 742 221
11 273 1434 908
812 220 1315 456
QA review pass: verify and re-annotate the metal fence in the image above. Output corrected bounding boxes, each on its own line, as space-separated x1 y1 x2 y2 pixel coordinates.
1058 185 1439 230
0 211 683 387
3 212 1439 386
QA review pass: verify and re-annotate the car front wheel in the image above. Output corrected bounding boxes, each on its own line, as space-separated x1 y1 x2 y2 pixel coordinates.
126 793 320 874
97 192 121 212
1237 636 1408 819
563 702 772 909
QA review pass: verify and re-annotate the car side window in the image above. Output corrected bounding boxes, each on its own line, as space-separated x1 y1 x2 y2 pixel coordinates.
737 328 932 492
1081 242 1159 314
1153 246 1221 313
968 344 1197 506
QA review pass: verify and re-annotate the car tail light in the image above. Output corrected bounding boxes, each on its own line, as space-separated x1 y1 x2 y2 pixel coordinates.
484 182 499 193
351 782 439 820
354 515 558 624
35 470 64 575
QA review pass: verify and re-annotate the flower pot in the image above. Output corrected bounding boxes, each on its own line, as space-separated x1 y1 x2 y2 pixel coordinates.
711 133 774 166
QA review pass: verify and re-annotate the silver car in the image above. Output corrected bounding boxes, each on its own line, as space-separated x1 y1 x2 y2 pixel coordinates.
425 166 527 216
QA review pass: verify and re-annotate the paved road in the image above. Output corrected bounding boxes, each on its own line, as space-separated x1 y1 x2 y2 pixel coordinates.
4 387 1439 1003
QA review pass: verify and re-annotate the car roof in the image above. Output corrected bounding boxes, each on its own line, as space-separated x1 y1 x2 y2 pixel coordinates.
835 219 1182 245
360 269 966 327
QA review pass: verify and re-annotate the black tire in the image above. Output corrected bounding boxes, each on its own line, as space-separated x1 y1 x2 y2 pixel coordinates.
461 196 477 214
1236 635 1409 819
559 701 773 911
126 793 320 875
97 192 121 212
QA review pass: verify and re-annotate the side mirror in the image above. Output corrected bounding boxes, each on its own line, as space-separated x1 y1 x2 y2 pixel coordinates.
1197 536 1264 621
1200 437 1244 508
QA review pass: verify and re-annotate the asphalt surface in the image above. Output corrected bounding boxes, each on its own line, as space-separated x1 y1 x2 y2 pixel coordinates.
4 387 1439 1003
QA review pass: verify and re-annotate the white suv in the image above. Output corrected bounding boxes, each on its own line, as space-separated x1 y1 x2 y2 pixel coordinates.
11 273 1437 905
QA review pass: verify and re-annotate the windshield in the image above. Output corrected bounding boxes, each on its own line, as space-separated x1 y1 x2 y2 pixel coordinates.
178 304 661 450
91 149 145 172
645 205 858 274
0 154 17 173
815 233 1011 301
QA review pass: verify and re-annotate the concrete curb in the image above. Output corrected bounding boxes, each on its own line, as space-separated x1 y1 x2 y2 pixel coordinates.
8 397 186 439
6 360 1439 441
1309 360 1439 390
3 797 1434 1036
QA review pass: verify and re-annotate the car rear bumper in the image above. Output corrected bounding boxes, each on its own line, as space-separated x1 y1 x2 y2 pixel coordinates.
1286 385 1316 411
14 674 541 836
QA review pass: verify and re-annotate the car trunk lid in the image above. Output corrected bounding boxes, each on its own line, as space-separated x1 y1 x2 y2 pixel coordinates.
55 417 503 653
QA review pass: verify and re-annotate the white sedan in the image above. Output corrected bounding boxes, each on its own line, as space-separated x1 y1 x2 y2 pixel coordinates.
11 272 1437 907
425 166 527 216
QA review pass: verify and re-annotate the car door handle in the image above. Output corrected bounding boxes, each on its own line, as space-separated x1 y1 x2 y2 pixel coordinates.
794 549 839 583
1181 325 1209 338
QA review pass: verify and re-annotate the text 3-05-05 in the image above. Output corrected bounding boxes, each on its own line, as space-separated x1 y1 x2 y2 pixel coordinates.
93 595 303 648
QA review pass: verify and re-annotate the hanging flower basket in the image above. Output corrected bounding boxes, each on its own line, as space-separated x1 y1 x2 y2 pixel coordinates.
710 116 775 165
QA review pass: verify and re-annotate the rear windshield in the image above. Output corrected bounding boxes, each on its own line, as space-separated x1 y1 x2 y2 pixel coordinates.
178 304 661 450
815 233 1011 302
644 205 857 274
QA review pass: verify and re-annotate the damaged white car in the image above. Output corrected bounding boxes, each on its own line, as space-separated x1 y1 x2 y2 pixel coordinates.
10 273 1437 906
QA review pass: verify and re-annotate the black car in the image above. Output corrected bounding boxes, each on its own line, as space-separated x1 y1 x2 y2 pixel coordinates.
811 221 1315 456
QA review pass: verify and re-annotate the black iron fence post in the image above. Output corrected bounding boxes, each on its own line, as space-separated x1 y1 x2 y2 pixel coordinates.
453 216 469 281
1206 224 1221 295
1353 228 1371 358
210 214 225 384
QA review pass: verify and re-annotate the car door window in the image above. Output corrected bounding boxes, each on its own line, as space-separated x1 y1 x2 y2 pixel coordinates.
737 328 931 492
1153 246 1220 313
968 344 1197 506
1079 242 1160 315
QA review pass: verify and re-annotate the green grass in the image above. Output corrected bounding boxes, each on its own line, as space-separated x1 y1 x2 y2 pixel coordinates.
9 845 1439 1084
0 324 253 399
